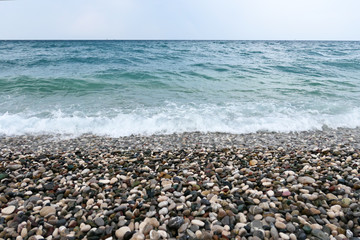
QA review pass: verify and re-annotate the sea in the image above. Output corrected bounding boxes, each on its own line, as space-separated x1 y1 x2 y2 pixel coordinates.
0 40 359 137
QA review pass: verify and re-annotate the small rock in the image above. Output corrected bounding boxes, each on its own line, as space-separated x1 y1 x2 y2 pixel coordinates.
312 229 330 240
275 221 286 229
191 219 205 227
1 205 16 215
94 217 104 226
116 226 131 239
298 176 315 184
40 206 56 217
80 224 91 232
168 216 184 230
149 230 160 240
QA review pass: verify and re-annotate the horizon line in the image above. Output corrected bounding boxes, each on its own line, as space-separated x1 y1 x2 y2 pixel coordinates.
1 39 360 41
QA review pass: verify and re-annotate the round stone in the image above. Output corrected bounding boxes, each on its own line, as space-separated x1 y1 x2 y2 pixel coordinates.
159 207 168 215
115 226 131 239
249 160 258 166
149 230 160 240
110 177 118 184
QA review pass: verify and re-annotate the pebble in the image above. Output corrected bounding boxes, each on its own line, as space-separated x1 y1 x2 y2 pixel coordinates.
80 224 91 232
95 217 104 226
0 130 359 240
168 216 184 230
298 176 315 184
1 205 16 215
39 206 56 217
275 221 286 229
115 226 131 239
191 219 205 227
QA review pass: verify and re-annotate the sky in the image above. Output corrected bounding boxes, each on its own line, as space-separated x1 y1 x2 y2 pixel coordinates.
0 0 359 40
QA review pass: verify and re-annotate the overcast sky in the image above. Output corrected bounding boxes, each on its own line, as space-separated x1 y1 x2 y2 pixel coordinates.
0 0 359 40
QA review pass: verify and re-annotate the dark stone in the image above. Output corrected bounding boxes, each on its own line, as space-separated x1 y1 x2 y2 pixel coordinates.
56 219 67 227
298 232 307 240
168 216 184 230
338 179 346 184
201 199 210 206
312 229 330 240
94 228 105 235
253 230 264 240
190 224 199 232
123 231 135 240
204 220 211 231
105 226 113 235
0 173 9 180
44 182 55 190
263 225 270 231
94 217 104 226
303 225 312 234
251 220 263 229
221 216 230 226
238 204 245 212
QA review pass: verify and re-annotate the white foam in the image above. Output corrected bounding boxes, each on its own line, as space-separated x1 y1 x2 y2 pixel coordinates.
0 104 360 137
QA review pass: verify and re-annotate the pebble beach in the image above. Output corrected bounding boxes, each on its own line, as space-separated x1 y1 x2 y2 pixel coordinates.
0 128 360 240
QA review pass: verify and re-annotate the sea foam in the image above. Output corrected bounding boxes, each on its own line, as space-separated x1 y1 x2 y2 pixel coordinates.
1 104 359 137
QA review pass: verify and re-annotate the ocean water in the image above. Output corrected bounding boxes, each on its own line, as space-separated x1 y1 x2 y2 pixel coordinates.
0 40 359 137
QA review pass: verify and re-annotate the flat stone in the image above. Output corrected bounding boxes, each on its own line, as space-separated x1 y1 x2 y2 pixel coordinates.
282 191 291 197
250 206 263 215
298 176 315 184
40 206 56 217
279 233 290 240
191 219 205 227
80 224 91 232
7 164 22 170
312 229 330 240
271 226 279 240
81 169 90 175
94 217 104 226
287 176 295 182
275 221 286 229
251 220 263 229
158 201 168 208
99 179 110 184
286 223 296 233
1 205 16 215
326 193 337 200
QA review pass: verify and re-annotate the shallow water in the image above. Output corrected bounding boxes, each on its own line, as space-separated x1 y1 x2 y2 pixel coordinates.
0 40 359 136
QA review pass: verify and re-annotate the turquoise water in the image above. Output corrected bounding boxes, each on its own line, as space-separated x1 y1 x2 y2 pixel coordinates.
0 40 359 136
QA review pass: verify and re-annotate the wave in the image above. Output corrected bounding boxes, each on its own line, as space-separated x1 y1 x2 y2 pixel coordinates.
1 105 359 137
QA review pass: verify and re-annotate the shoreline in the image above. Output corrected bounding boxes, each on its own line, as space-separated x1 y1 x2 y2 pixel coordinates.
1 127 360 152
0 128 359 239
